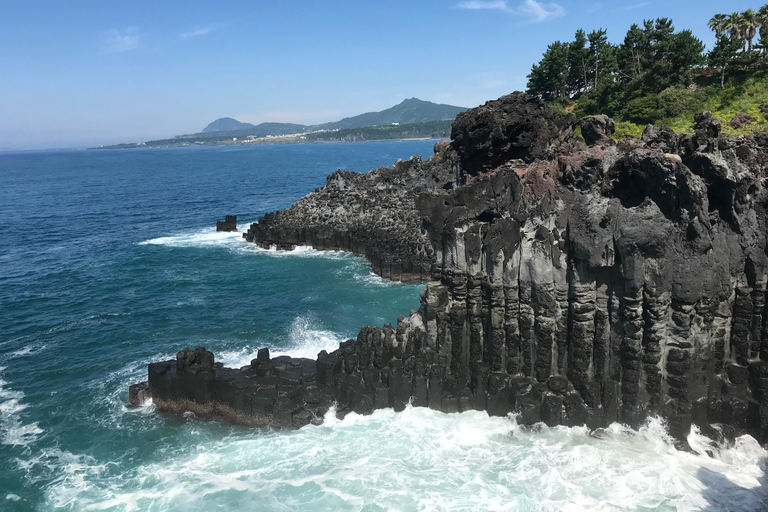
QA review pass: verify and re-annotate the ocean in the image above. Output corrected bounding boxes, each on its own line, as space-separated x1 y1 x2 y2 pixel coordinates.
0 141 766 511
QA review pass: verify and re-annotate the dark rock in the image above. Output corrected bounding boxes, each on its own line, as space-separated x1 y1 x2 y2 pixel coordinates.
729 112 756 130
579 115 616 147
177 347 214 373
128 381 151 406
556 112 578 132
451 92 558 173
216 215 237 232
694 111 722 139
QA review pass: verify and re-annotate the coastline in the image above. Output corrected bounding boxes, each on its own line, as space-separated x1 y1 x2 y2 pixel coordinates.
134 93 768 447
91 136 448 150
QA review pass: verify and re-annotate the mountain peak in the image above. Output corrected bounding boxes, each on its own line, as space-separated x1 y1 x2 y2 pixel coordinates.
202 117 256 133
315 98 466 131
199 98 467 137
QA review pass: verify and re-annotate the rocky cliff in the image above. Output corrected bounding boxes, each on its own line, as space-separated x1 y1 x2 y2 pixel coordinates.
134 92 768 444
243 145 458 282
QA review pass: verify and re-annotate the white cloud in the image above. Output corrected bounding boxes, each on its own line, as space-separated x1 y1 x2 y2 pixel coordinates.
615 2 650 11
100 28 141 53
457 0 564 23
457 1 509 9
515 0 564 22
181 25 217 39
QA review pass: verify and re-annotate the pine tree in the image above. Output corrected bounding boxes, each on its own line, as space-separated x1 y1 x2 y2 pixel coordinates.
587 29 615 91
567 29 590 95
526 41 569 101
709 34 743 88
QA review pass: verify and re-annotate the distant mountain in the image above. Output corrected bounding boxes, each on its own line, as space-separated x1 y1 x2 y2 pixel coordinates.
315 98 466 131
99 98 467 149
198 99 466 138
201 118 306 137
202 117 256 133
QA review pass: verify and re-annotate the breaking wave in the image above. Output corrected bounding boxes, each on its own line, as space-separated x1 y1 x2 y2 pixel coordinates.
38 408 768 511
217 315 345 368
139 225 353 261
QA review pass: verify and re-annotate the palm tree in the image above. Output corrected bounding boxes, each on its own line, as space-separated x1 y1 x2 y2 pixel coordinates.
727 12 746 50
759 5 768 41
742 9 759 51
708 14 728 37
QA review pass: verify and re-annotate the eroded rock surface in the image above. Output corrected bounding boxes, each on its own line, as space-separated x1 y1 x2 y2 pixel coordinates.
243 144 458 282
135 96 768 444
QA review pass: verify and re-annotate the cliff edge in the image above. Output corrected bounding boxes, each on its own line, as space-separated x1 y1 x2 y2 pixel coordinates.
133 92 768 443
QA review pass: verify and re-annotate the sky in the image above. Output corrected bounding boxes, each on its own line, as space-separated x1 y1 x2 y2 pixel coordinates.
0 0 759 149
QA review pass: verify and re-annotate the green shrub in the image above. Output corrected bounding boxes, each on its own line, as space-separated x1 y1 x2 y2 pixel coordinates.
548 101 567 119
623 94 663 124
658 87 705 118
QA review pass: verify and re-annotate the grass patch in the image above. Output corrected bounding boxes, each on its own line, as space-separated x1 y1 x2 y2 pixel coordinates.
606 71 768 139
614 121 644 140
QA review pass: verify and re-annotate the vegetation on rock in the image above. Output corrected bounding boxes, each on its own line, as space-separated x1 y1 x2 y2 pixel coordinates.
527 5 768 138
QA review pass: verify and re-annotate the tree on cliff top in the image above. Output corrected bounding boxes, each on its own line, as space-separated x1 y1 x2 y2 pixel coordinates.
526 41 569 101
527 16 704 118
709 34 746 88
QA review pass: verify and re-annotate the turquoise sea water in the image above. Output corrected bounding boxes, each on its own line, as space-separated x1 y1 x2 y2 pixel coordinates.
1 141 767 511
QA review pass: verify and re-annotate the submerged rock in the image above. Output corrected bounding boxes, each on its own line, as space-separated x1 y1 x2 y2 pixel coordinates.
135 92 768 444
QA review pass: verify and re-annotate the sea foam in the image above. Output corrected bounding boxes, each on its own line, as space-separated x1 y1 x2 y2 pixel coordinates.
38 407 768 512
0 370 43 447
217 315 345 368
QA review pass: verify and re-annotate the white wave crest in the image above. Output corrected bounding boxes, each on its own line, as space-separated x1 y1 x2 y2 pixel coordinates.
9 342 48 359
276 315 346 359
0 370 43 447
139 225 357 264
217 315 345 368
140 227 245 248
353 271 397 287
235 243 353 261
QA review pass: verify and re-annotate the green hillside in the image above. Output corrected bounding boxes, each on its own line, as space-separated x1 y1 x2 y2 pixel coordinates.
202 117 256 133
201 118 305 136
314 98 466 130
525 4 768 139
182 98 465 141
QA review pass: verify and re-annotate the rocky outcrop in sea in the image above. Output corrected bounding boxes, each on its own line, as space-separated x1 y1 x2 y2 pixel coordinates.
133 92 768 444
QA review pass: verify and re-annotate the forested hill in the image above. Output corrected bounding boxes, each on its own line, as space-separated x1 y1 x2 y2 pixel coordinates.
314 98 466 130
200 118 307 137
196 98 466 137
526 4 768 137
202 117 255 133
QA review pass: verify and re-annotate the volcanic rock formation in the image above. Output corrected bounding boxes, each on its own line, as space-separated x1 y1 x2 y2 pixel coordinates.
134 92 768 444
216 215 237 232
243 146 457 282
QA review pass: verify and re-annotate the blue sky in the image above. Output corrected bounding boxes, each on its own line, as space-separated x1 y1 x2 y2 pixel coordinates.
0 0 757 149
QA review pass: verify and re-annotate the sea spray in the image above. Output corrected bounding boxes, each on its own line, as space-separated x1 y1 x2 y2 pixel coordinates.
37 408 768 512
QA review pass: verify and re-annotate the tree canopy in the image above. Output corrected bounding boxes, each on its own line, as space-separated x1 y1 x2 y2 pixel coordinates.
526 4 768 119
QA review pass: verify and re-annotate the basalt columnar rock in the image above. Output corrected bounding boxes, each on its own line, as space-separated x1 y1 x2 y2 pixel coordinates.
216 215 237 232
134 92 768 445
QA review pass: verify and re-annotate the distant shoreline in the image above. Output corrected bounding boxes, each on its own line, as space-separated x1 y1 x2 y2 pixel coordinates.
90 136 447 150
